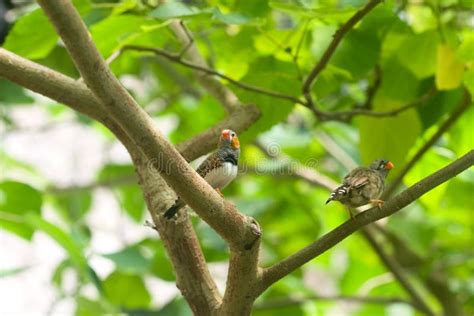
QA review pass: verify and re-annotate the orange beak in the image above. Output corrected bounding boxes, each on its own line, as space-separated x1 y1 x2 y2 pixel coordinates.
385 161 394 170
231 136 240 149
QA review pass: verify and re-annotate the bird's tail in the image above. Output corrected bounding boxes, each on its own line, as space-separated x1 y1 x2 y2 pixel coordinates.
163 198 186 219
326 185 350 204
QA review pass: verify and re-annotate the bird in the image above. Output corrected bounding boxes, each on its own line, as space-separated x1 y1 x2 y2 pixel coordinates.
326 159 394 216
163 129 240 219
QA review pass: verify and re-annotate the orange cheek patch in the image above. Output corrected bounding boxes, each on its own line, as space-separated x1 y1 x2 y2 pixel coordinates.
232 137 240 149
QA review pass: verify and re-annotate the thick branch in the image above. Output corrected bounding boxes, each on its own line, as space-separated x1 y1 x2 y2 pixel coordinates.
258 150 474 293
132 153 221 314
38 0 260 249
383 91 471 198
302 0 382 96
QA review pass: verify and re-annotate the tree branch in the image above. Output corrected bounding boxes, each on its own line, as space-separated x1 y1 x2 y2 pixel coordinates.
361 228 434 314
302 0 382 106
383 91 471 198
38 0 260 250
118 44 304 106
258 150 474 294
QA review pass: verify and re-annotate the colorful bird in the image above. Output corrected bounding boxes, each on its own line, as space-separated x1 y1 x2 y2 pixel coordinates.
326 159 394 215
164 129 240 219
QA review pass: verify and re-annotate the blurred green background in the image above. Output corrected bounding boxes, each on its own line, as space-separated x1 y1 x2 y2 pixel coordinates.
0 0 472 315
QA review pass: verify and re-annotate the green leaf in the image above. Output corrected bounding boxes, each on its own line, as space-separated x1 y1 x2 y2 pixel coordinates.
90 15 155 57
235 56 299 142
53 191 92 222
150 2 202 19
357 96 422 169
396 31 439 78
25 214 88 270
456 32 474 63
169 95 226 144
0 181 42 239
150 248 176 281
436 44 464 90
331 28 381 78
156 298 192 315
3 9 58 60
103 271 151 309
379 58 420 102
269 1 356 21
212 9 252 25
0 80 34 104
103 246 151 274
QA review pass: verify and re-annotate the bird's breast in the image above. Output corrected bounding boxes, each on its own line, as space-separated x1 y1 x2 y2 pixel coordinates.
203 162 238 189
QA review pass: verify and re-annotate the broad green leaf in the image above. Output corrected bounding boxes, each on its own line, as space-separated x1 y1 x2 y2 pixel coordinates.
456 32 474 63
103 246 151 274
3 9 58 59
150 2 202 19
212 9 252 25
235 56 299 142
156 298 192 315
269 1 356 21
396 31 439 78
357 96 422 169
0 80 34 104
90 15 155 57
331 28 381 78
169 95 226 144
75 296 117 316
436 44 464 90
150 247 176 281
379 58 420 102
97 164 144 222
25 214 87 270
103 272 151 309
53 191 92 222
0 181 42 239
417 88 464 130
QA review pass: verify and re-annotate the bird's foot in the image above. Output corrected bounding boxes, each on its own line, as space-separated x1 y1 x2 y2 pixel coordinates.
370 199 385 208
347 208 355 219
215 188 224 197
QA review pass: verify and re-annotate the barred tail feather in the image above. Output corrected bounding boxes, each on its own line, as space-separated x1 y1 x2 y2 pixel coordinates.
164 198 185 219
326 185 351 205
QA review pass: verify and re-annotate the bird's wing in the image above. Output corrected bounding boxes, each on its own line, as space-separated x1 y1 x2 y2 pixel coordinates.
196 152 222 178
344 167 370 189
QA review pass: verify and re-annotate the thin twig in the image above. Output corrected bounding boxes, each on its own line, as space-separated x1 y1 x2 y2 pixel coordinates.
120 44 305 106
302 0 383 106
318 87 437 122
361 228 434 314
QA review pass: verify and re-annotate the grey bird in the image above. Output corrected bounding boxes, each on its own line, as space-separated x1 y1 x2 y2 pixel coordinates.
326 159 394 216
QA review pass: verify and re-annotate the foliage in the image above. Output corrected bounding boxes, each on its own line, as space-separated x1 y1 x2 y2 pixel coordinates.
1 0 472 314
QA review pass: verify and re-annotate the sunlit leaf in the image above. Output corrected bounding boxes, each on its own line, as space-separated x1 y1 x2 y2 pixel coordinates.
103 272 151 309
436 44 464 90
0 181 42 239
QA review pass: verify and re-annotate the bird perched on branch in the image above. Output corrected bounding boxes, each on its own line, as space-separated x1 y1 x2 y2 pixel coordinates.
326 159 394 216
163 129 240 219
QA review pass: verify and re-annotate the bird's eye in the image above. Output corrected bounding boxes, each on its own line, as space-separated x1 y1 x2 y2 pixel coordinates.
231 133 235 137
